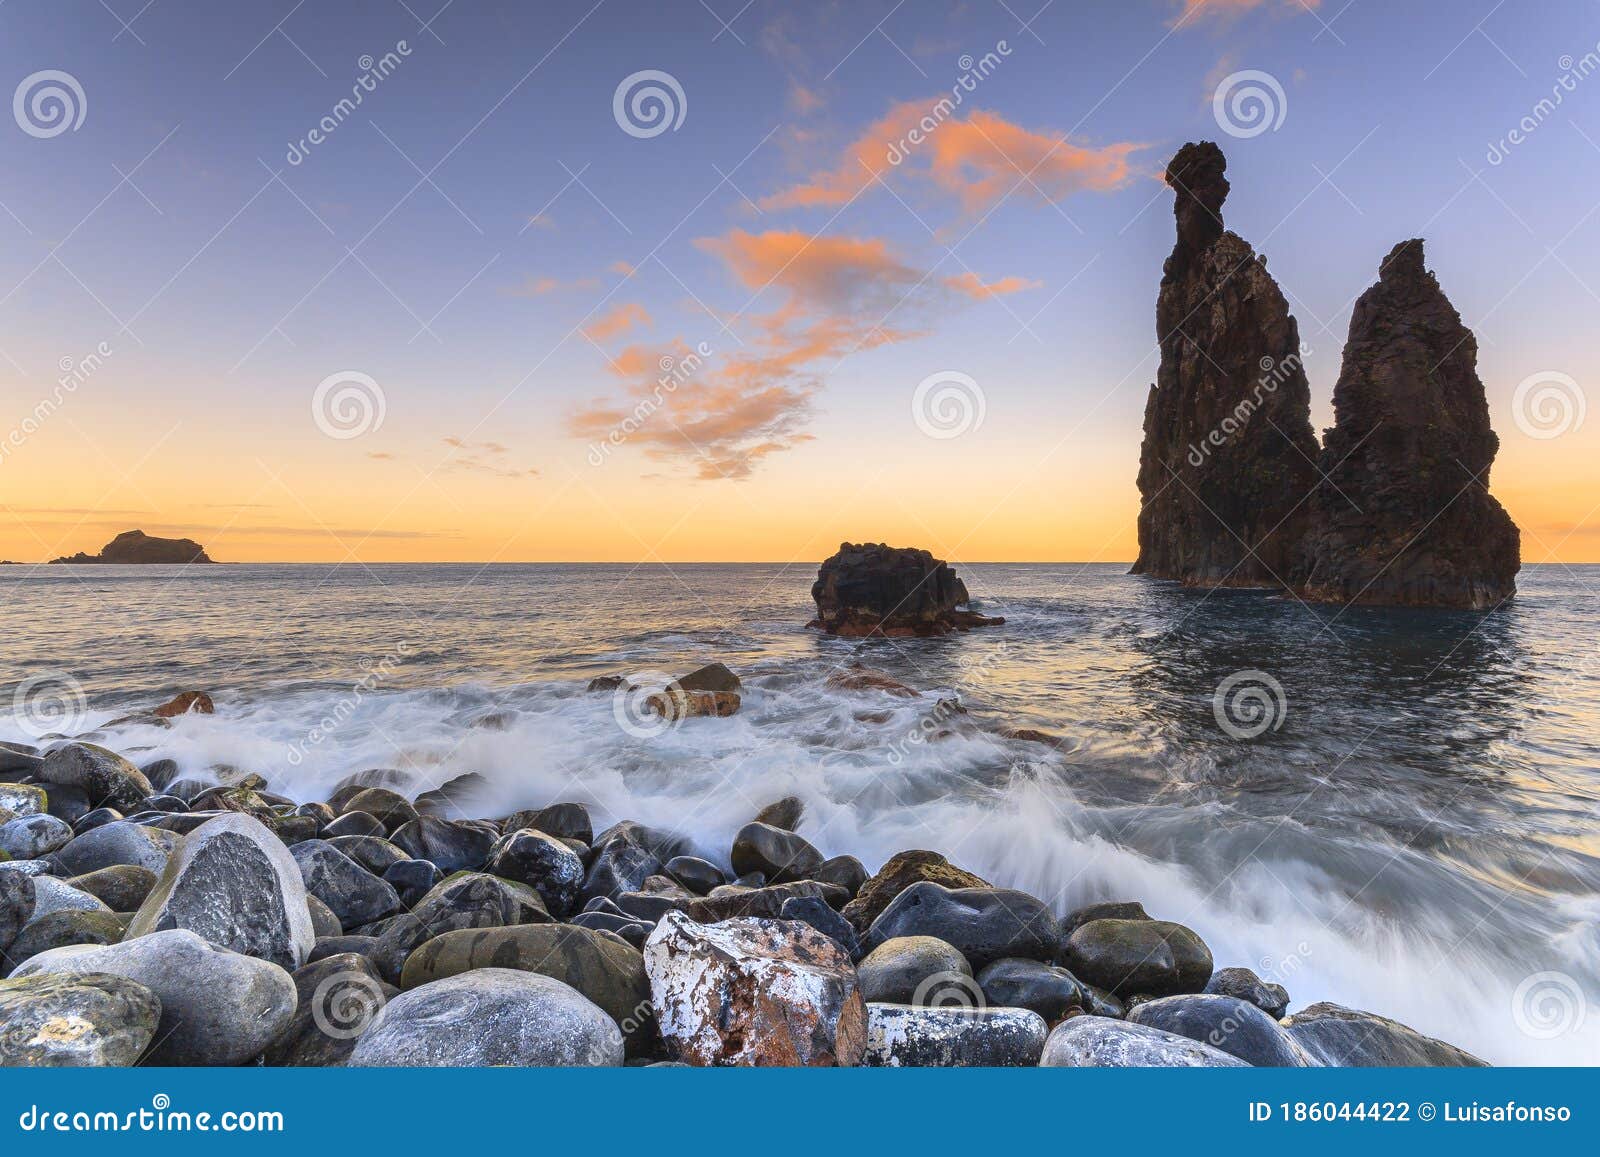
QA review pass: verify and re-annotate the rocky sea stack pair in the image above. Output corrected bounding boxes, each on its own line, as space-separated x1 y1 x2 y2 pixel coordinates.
1133 142 1520 610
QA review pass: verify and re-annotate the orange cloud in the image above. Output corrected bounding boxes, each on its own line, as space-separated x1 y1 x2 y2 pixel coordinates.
583 302 651 342
763 100 1140 215
943 272 1042 299
789 82 824 115
502 275 599 297
694 228 922 310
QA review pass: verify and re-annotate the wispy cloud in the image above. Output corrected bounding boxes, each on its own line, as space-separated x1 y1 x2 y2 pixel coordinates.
763 100 1141 215
501 274 600 297
583 302 652 342
943 272 1042 299
439 436 539 479
1174 0 1319 26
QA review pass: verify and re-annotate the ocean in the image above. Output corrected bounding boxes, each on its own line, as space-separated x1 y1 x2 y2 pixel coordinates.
3 560 1597 1064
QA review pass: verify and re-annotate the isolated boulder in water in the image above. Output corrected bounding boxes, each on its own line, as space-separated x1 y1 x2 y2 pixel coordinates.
644 688 740 719
864 1003 1048 1067
152 690 214 717
348 968 623 1067
13 928 296 1066
1132 141 1322 587
0 971 161 1067
40 744 154 813
1061 917 1213 997
862 882 1063 968
675 662 742 693
808 542 1002 636
1299 240 1519 608
1128 993 1313 1066
645 911 866 1066
126 812 315 971
1040 1014 1249 1068
1281 1002 1487 1066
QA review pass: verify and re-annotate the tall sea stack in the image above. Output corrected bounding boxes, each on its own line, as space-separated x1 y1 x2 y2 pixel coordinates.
1299 241 1520 609
1132 142 1321 586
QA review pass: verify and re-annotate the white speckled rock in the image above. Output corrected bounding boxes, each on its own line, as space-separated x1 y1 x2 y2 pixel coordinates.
864 1003 1048 1066
13 929 297 1066
0 814 73 859
127 812 314 970
0 783 48 817
644 910 866 1066
1039 1014 1249 1067
347 968 622 1067
27 876 112 921
0 972 161 1067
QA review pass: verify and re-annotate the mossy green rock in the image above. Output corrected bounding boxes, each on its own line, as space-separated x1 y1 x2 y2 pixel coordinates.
1061 918 1213 997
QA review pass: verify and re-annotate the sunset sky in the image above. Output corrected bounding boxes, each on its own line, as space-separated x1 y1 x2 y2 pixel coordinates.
3 0 1598 563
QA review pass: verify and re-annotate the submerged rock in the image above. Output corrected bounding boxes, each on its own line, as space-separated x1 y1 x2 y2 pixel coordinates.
1132 142 1322 588
151 690 214 718
1300 240 1519 608
1282 1002 1488 1067
645 911 866 1066
348 968 623 1067
126 812 315 971
864 1003 1047 1067
14 929 296 1066
808 542 1003 636
0 971 161 1067
1040 1014 1250 1068
644 687 740 720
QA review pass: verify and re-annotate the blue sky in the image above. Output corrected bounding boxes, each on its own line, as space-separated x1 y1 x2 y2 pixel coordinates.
2 0 1598 561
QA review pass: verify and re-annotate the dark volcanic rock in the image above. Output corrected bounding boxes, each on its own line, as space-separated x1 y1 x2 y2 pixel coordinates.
263 952 395 1066
842 850 991 932
40 744 155 813
485 828 585 916
976 957 1088 1022
1132 142 1321 587
808 542 1002 636
1299 241 1519 608
369 872 550 983
1282 1001 1487 1067
730 821 823 884
1129 993 1313 1066
1206 965 1289 1019
862 882 1063 969
1062 917 1213 998
390 816 494 874
50 529 215 565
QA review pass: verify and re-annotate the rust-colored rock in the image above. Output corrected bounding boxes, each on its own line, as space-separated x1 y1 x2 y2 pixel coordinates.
825 665 918 697
841 849 991 932
152 691 214 718
644 689 740 720
644 911 867 1066
1132 142 1321 587
1299 241 1520 609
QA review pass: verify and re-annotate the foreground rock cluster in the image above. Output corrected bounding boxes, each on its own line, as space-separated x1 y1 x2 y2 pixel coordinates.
809 543 1003 637
1133 142 1519 609
1 712 1486 1068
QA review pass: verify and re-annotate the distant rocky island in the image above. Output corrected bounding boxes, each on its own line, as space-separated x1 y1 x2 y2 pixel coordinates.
50 529 215 565
808 543 1003 637
1133 142 1519 610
